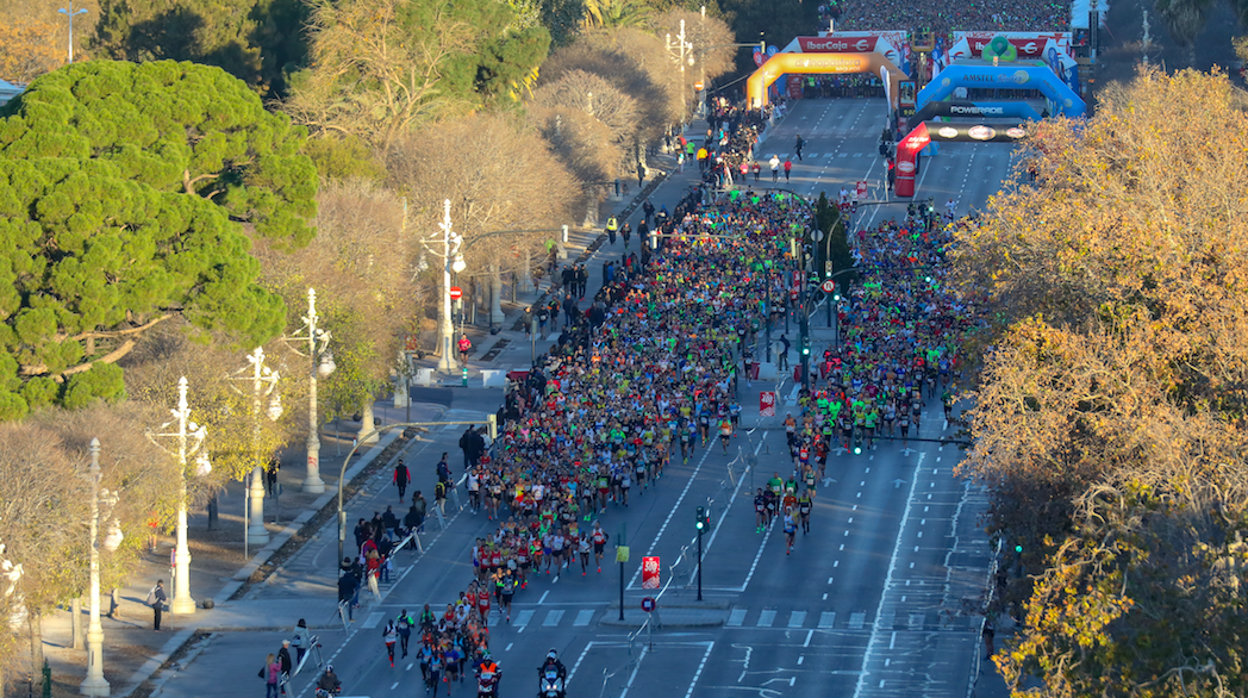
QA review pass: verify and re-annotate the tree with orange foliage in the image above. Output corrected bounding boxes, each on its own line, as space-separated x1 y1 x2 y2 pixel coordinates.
0 19 62 83
952 67 1248 697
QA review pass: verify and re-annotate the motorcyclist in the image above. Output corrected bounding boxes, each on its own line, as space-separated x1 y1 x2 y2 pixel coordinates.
316 664 341 694
477 652 501 696
539 649 567 680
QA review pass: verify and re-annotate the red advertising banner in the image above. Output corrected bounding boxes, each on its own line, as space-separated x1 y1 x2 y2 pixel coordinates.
642 556 660 589
948 31 1073 60
760 391 776 418
798 36 878 52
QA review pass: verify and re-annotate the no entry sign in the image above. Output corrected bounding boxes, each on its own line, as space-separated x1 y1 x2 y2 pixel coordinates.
449 286 463 300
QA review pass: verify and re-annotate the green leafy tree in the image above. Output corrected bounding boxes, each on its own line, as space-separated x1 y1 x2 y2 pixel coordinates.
0 61 316 418
90 0 309 96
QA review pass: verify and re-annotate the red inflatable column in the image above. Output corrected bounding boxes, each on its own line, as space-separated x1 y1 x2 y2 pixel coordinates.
894 122 931 198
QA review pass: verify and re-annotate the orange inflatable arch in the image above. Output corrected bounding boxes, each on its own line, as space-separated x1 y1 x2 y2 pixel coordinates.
746 52 906 110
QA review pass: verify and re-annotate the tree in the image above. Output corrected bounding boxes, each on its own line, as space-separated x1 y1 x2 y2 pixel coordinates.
251 179 418 437
0 61 316 418
387 113 578 333
0 18 62 83
950 68 1248 696
532 69 642 153
283 0 550 149
89 0 309 96
0 404 172 690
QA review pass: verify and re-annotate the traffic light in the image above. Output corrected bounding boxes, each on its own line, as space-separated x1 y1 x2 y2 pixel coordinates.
695 506 710 532
801 336 811 356
1015 544 1023 554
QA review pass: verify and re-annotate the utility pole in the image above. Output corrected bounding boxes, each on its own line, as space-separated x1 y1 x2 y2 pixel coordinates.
1141 10 1151 65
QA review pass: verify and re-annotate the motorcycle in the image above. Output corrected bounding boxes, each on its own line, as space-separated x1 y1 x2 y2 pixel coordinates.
538 667 565 698
477 668 498 697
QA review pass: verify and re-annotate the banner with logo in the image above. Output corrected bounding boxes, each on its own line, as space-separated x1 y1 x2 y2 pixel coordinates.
642 556 660 589
947 32 1072 62
782 32 907 68
760 391 776 418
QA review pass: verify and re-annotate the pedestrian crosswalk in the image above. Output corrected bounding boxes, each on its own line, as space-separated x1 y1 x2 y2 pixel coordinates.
724 607 975 632
463 605 977 632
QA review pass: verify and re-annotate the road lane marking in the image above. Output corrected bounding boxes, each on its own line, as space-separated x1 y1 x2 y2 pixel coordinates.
543 610 564 626
727 608 747 627
849 612 866 629
757 610 776 627
514 609 534 631
362 612 384 629
818 612 836 628
855 451 929 697
574 610 594 626
788 611 807 628
627 444 715 589
538 590 549 605
683 642 715 698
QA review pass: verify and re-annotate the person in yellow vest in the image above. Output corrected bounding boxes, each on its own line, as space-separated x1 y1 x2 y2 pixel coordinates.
605 215 619 244
696 147 709 172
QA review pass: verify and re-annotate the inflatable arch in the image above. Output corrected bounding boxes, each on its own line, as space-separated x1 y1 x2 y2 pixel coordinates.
746 52 907 111
916 62 1086 118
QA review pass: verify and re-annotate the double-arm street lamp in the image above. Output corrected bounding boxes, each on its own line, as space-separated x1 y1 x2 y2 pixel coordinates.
58 3 87 64
228 348 283 550
146 377 212 615
284 289 335 493
421 199 568 370
80 438 123 696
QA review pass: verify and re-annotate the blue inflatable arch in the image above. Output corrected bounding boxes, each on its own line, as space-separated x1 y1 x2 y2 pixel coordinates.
917 62 1086 118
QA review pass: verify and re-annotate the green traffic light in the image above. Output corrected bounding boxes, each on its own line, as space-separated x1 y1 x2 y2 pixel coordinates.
1015 544 1023 553
853 446 862 455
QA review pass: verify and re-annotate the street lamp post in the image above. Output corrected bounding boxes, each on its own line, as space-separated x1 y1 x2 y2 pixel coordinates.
229 348 282 547
285 289 335 493
427 200 466 374
81 438 122 696
58 3 87 64
147 377 212 615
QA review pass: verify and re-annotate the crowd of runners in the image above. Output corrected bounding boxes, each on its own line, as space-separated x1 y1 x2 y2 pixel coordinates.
334 81 986 694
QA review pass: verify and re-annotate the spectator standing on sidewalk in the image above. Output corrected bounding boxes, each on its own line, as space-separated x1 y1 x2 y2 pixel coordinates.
146 580 167 631
263 654 281 698
291 618 309 666
393 459 411 501
277 641 293 694
338 564 359 621
411 491 428 532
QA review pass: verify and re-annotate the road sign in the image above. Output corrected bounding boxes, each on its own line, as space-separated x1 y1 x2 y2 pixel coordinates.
820 279 837 293
760 391 776 418
694 81 705 91
642 556 660 589
449 286 463 300
641 597 656 612
856 180 868 200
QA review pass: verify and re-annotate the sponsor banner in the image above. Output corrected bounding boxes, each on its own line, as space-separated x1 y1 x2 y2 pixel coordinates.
788 32 906 67
913 100 1042 122
948 32 1072 61
642 556 660 589
787 75 804 100
760 391 776 418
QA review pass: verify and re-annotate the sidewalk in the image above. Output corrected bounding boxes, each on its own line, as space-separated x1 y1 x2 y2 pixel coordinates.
32 400 442 698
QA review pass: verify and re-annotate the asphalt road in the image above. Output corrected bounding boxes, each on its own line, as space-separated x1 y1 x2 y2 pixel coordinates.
153 98 1008 698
